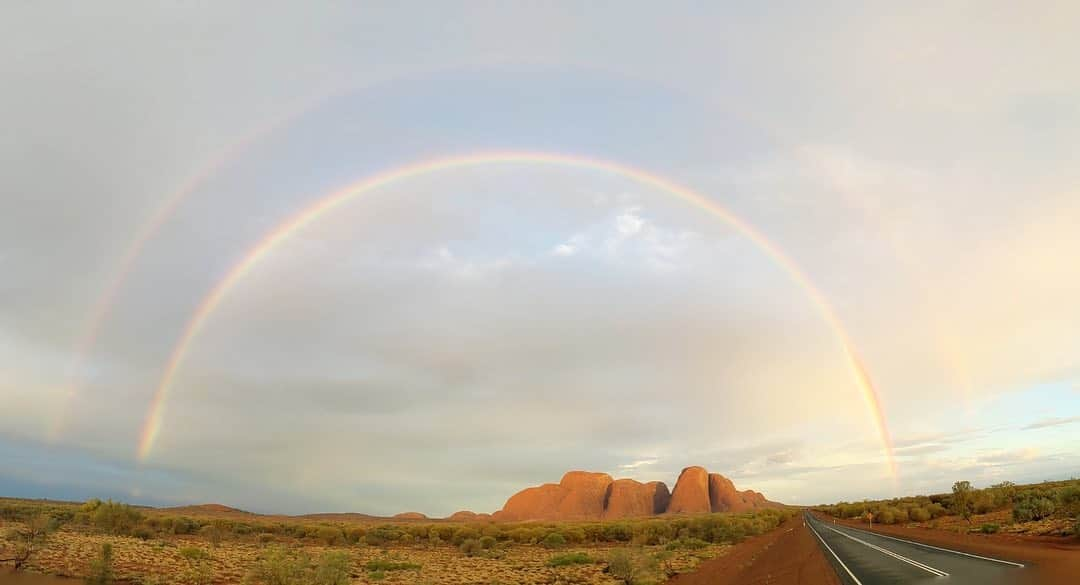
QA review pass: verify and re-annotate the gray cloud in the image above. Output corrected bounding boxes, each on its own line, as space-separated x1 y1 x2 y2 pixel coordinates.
2 2 1080 515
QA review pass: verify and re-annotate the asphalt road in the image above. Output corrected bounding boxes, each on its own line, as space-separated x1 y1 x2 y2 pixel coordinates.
805 513 1027 584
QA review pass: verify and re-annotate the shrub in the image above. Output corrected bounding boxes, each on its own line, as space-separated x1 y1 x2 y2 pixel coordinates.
312 551 350 585
364 526 400 546
200 524 223 547
908 507 931 522
980 523 1000 534
132 527 154 540
85 543 114 585
92 500 143 535
344 527 364 544
541 532 567 549
952 481 974 521
1058 485 1080 517
478 535 497 549
247 547 310 585
315 526 343 546
607 548 637 584
602 523 633 542
450 526 480 545
874 508 896 524
459 538 483 557
547 552 593 566
1013 492 1057 522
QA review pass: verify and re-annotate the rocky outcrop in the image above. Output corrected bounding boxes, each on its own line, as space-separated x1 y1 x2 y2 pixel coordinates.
493 465 776 521
603 479 671 519
392 512 428 520
494 471 613 521
709 473 771 512
667 466 712 514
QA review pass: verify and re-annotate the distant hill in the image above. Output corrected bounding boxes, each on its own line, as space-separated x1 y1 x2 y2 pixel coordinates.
160 503 253 516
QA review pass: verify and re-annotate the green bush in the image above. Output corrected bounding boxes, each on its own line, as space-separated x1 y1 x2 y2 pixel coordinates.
602 523 633 542
459 538 483 557
547 552 592 566
92 500 143 536
312 551 350 585
908 507 931 522
1013 492 1057 522
478 535 497 549
315 526 343 546
451 526 480 545
979 523 1000 534
541 532 567 549
1058 485 1080 517
607 548 636 584
85 543 114 585
247 547 310 585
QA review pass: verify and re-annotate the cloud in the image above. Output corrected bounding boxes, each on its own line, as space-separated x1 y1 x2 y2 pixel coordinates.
618 459 658 470
1021 416 1080 430
3 2 1080 515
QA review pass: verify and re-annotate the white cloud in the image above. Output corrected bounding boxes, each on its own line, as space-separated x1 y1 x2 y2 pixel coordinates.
618 458 658 470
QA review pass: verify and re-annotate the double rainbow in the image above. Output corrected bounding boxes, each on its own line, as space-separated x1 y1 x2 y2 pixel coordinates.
132 150 898 478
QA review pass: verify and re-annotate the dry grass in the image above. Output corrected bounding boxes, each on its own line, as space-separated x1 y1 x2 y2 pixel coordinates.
1 518 729 584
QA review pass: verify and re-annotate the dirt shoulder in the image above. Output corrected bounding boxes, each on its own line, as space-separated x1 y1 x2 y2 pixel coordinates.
668 515 840 585
815 513 1080 585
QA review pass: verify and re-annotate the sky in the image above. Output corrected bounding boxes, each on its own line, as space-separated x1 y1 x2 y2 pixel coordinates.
2 1 1079 516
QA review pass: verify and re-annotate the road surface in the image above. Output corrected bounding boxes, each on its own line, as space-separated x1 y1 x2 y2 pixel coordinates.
805 513 1027 584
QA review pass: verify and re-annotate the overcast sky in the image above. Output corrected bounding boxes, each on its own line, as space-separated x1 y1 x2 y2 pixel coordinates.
2 2 1079 516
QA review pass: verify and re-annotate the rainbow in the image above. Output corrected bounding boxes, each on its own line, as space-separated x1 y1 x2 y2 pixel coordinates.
135 150 898 478
48 99 322 441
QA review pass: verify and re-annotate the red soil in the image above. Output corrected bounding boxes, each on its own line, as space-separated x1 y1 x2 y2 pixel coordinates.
668 515 840 585
820 513 1080 585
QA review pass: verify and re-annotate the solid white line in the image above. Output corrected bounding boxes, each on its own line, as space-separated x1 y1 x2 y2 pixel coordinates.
807 517 864 585
840 525 1026 568
825 525 950 576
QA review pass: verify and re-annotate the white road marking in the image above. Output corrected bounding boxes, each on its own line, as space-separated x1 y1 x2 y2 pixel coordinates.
825 525 950 577
842 526 1026 568
806 516 864 585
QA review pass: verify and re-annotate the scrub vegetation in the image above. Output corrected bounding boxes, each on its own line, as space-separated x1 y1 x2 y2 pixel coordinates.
0 497 795 584
814 478 1080 537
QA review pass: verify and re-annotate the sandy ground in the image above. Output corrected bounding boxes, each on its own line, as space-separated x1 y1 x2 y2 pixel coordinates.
667 515 840 585
819 513 1080 585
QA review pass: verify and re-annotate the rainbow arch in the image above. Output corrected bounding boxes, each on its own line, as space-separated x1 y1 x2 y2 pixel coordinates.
135 150 898 478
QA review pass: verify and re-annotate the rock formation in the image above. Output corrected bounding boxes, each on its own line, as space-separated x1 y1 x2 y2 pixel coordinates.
493 465 776 521
667 466 712 514
603 479 671 519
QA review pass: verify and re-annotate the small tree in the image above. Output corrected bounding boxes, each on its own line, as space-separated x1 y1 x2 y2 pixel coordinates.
1 513 54 569
952 481 974 522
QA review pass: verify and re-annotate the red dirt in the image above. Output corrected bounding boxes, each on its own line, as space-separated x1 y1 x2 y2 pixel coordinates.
668 515 841 585
819 513 1080 585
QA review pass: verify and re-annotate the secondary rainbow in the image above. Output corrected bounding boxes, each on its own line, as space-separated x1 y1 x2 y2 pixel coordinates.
136 150 898 477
